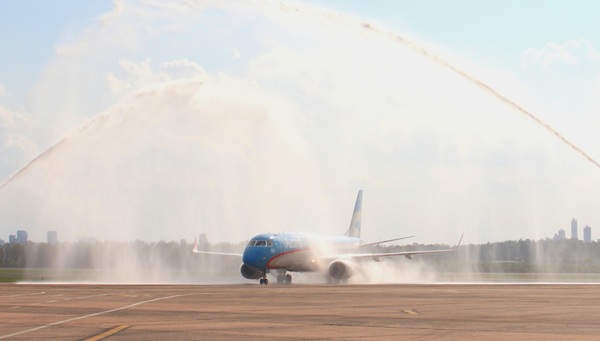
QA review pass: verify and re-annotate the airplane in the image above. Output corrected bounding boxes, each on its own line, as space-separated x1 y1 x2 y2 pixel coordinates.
193 190 462 285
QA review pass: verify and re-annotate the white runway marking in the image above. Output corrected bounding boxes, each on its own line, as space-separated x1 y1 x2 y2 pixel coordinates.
0 293 192 339
0 291 45 298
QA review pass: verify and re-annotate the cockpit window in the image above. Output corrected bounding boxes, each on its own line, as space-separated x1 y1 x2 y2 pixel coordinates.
247 239 273 247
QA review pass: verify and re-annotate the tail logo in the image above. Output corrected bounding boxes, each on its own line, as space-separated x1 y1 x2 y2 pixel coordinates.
345 190 363 238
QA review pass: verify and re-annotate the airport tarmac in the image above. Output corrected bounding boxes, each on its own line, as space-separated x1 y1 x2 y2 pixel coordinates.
1 283 599 340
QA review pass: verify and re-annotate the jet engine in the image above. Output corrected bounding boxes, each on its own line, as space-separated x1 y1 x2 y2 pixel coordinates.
328 258 357 280
240 264 264 279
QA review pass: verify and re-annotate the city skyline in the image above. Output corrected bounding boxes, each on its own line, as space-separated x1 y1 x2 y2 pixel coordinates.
553 217 593 243
2 216 596 245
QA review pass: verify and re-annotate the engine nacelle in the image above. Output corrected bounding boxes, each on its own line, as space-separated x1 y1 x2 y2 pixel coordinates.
328 258 357 280
240 264 264 280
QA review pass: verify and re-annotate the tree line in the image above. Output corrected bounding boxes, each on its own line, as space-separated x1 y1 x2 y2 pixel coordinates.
373 239 600 273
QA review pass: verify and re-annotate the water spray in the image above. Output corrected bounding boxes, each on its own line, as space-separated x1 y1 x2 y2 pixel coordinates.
360 23 600 170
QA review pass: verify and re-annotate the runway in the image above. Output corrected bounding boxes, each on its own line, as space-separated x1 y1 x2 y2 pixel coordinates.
1 283 599 340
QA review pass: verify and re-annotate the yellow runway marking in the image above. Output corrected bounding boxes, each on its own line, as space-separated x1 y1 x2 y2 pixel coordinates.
402 309 418 315
84 325 130 341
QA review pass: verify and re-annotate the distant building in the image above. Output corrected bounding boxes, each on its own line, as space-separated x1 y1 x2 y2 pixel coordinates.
571 218 578 240
553 229 566 241
47 231 58 245
16 230 28 244
0 239 4 245
198 233 209 250
8 234 17 244
584 226 592 243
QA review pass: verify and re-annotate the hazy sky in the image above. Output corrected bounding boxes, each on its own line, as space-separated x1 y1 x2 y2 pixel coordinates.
0 1 599 244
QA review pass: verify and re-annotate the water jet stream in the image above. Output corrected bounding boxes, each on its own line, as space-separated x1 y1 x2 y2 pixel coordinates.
1 1 597 196
363 24 600 170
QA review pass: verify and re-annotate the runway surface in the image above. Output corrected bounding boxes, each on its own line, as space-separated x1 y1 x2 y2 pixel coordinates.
1 283 599 340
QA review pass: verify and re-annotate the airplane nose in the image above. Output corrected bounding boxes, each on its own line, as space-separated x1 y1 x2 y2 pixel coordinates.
243 247 268 268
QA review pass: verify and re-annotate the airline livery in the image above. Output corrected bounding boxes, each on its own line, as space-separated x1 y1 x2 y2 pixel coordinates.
193 190 462 284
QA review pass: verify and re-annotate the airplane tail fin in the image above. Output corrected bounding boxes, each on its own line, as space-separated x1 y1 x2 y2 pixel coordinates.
344 190 363 238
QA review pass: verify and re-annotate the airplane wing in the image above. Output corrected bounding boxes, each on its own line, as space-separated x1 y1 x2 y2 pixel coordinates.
358 235 414 248
329 234 463 261
341 247 455 260
192 237 243 257
192 249 243 257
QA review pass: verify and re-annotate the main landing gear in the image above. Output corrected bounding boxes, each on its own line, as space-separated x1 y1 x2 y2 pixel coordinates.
259 272 292 285
276 272 292 284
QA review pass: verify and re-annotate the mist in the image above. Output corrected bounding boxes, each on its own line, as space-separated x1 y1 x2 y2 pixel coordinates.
1 0 599 283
